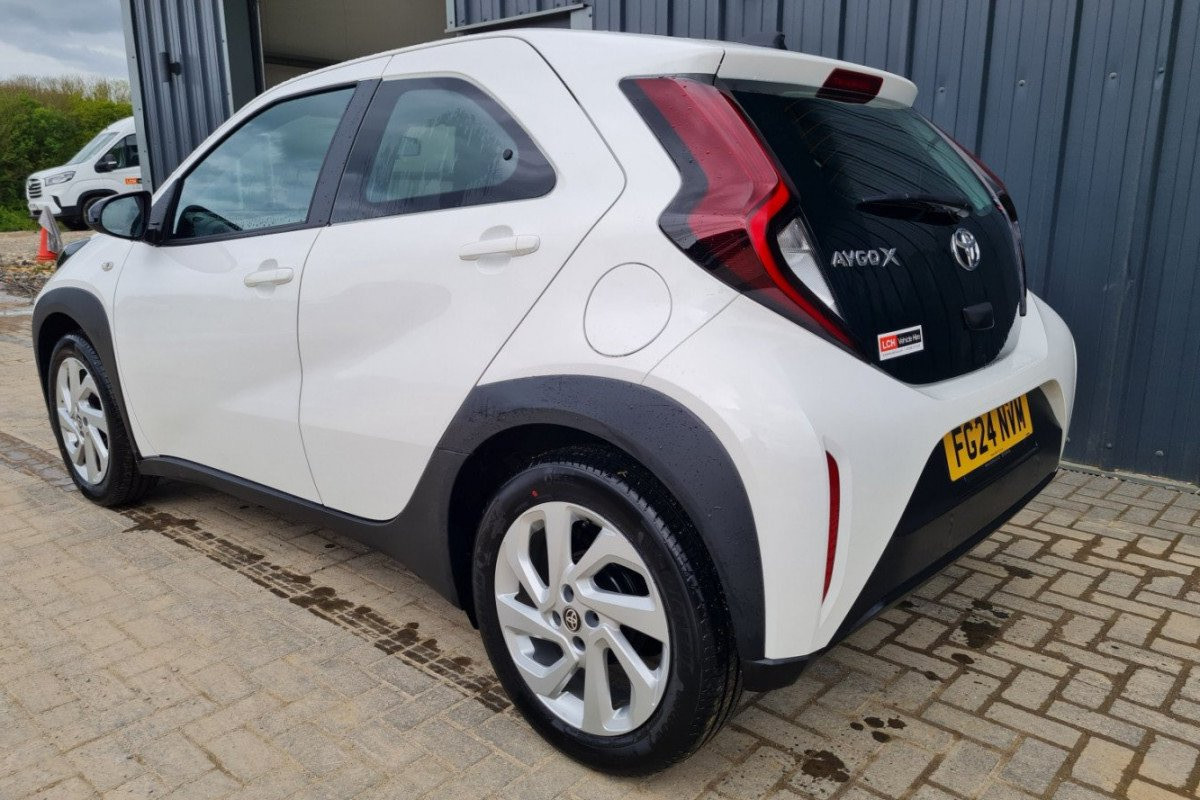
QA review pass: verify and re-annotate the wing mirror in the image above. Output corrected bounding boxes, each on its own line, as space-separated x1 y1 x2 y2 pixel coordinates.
94 153 119 173
87 192 151 241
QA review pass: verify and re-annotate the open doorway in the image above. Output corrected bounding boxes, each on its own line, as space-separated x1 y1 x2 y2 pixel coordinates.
257 0 447 87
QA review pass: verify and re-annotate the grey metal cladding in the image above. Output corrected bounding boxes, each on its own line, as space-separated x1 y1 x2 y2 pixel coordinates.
127 0 233 188
468 0 1194 485
122 0 1199 484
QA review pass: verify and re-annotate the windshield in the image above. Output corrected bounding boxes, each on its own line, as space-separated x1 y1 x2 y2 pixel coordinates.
67 131 119 165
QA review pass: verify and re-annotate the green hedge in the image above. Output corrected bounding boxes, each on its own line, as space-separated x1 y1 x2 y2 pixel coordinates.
0 77 132 231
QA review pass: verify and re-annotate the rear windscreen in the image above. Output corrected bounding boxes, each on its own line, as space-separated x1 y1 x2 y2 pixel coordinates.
734 90 994 217
733 86 1022 384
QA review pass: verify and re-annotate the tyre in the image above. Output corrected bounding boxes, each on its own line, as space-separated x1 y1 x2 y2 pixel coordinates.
473 446 741 774
59 215 87 232
78 195 105 228
47 333 156 506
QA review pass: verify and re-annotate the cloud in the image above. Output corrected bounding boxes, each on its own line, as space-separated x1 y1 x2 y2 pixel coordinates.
0 0 127 80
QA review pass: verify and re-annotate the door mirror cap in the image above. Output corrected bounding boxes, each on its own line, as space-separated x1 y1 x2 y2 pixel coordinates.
94 153 119 173
87 192 151 241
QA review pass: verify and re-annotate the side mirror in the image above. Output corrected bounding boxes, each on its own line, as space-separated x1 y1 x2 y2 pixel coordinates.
88 192 150 240
95 153 119 173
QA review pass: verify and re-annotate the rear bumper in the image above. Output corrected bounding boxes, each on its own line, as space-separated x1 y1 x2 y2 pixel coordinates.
742 392 1061 690
647 292 1076 671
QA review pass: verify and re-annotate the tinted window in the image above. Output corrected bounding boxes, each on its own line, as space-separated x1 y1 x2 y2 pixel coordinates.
333 77 553 222
733 86 1023 385
734 91 993 213
171 88 353 240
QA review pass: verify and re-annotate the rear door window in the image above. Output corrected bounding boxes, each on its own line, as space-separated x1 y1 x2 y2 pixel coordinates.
332 77 554 223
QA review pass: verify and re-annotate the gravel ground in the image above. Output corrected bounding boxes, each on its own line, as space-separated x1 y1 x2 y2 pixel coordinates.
0 230 93 298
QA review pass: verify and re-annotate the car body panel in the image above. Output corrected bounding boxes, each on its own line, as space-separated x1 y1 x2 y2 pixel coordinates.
113 228 325 501
296 37 625 520
644 293 1074 658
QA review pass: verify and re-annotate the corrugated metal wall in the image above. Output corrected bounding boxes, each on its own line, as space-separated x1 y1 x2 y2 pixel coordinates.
120 0 1198 484
123 0 237 188
458 0 1200 485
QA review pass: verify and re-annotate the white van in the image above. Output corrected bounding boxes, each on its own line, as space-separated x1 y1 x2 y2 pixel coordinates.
25 116 142 230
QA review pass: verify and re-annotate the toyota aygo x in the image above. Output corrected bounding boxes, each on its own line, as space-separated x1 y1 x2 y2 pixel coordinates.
33 30 1076 773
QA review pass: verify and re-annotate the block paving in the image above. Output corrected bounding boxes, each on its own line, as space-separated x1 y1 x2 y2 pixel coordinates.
1 294 1199 799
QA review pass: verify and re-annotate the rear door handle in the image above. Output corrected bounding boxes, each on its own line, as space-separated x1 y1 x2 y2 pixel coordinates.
243 267 294 287
458 234 540 261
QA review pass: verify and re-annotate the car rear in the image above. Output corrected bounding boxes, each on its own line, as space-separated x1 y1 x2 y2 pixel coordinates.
605 41 1075 678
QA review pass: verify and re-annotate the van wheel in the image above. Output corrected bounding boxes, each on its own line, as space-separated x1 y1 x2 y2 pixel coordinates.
473 447 741 774
78 195 106 228
47 333 156 506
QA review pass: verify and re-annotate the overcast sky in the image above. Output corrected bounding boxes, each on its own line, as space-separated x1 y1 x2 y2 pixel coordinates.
0 0 128 81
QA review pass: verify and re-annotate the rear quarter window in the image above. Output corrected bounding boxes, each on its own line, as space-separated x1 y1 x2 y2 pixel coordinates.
333 77 554 223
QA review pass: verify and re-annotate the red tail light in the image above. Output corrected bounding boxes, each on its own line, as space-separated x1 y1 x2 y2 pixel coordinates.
622 76 856 350
818 68 883 104
823 452 841 599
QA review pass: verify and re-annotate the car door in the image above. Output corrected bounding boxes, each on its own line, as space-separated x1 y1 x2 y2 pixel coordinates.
105 134 144 192
298 38 624 520
112 85 363 500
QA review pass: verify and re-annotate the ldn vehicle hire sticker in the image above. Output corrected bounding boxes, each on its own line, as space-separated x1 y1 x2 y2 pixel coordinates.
877 325 924 361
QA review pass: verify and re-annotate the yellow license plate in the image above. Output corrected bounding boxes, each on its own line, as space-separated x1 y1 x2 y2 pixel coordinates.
942 394 1033 481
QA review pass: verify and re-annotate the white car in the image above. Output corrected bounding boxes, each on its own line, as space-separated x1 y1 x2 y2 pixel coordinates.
32 30 1076 772
26 116 142 230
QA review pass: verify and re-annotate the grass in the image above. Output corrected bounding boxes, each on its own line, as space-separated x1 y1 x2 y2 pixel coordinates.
0 205 36 232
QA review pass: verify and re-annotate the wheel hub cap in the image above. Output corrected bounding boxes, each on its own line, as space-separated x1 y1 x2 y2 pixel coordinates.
493 501 671 736
55 356 110 485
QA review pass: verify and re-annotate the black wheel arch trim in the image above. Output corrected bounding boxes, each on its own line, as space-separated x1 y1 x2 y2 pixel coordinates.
33 286 140 458
29 316 770 666
437 376 765 660
134 376 767 664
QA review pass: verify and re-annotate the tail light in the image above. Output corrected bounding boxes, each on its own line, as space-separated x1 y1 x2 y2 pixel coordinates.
940 131 1028 316
622 76 856 350
818 68 883 104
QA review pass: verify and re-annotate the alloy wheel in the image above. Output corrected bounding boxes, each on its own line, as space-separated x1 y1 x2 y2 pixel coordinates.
55 356 110 485
493 501 670 736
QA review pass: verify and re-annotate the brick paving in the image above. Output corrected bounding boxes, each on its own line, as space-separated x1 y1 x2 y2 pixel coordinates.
1 295 1199 800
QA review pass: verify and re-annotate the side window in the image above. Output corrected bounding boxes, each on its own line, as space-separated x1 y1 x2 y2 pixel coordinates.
333 77 554 223
105 135 139 169
171 88 353 241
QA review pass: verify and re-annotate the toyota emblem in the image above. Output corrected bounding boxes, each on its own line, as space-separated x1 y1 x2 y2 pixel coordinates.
951 228 981 271
563 607 581 632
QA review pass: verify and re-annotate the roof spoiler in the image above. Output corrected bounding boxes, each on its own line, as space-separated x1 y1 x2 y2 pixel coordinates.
740 31 786 50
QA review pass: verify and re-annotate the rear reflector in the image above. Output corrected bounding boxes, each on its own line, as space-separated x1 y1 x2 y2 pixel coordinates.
622 76 856 350
818 68 883 103
824 452 841 599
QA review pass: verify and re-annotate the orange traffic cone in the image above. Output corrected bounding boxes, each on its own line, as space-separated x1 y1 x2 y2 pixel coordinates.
36 227 56 262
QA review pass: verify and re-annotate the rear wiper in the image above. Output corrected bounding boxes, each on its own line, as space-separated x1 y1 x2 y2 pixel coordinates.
856 194 971 222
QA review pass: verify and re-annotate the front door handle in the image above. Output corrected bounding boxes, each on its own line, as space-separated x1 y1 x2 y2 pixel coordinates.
458 234 540 261
243 267 294 287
